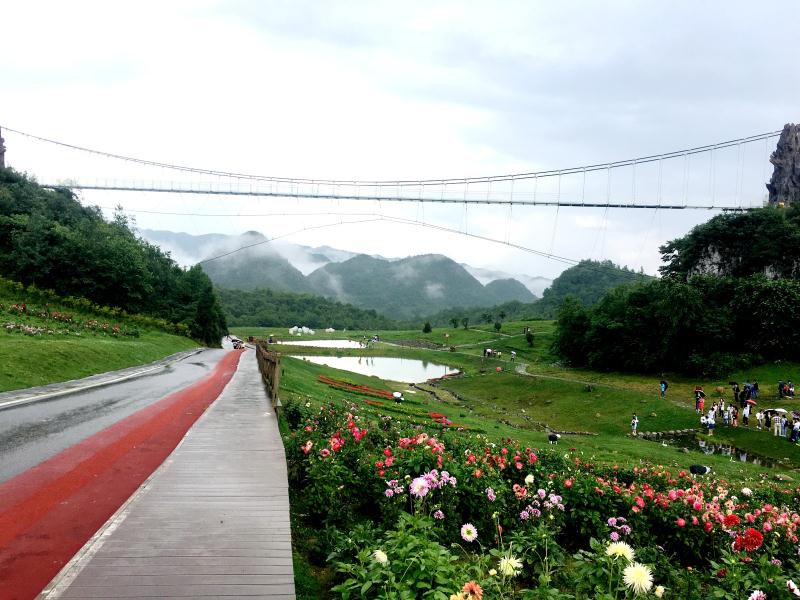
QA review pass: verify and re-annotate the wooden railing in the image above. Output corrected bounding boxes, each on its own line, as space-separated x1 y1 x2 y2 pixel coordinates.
255 341 282 414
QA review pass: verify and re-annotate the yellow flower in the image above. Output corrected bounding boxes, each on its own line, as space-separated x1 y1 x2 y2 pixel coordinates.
605 541 635 562
623 562 654 595
654 585 665 598
488 569 497 577
498 555 523 577
450 594 466 600
372 549 388 565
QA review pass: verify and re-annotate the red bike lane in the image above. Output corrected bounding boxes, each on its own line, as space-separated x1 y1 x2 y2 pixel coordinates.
0 350 243 600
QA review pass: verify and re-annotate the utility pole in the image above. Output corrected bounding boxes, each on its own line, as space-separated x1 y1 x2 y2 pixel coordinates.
0 127 5 169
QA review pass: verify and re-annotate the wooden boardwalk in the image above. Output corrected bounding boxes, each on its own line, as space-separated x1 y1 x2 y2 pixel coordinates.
39 350 295 599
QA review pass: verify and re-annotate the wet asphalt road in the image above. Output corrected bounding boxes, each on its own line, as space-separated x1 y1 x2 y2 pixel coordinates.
0 348 229 484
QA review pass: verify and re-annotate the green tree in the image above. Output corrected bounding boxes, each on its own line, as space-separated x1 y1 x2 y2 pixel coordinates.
422 321 432 333
461 317 469 330
494 321 501 332
0 169 228 346
450 317 459 328
526 330 534 347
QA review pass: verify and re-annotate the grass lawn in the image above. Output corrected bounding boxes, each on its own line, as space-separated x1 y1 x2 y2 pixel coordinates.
0 332 198 392
0 287 199 392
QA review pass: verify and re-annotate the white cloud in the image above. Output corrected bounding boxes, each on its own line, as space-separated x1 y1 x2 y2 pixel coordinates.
1 1 796 281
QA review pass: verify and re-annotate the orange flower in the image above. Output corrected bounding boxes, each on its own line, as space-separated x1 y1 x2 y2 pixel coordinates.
462 580 483 600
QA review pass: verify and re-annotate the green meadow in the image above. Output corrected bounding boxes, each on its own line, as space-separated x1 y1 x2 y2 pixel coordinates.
233 320 800 481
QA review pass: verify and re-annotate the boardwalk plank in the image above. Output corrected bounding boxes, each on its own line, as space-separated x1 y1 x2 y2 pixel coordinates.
42 351 295 599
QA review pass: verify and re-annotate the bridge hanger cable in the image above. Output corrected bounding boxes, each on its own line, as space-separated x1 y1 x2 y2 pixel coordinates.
1 124 782 186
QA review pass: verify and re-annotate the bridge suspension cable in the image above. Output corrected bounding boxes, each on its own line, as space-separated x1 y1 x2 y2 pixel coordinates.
1 124 781 186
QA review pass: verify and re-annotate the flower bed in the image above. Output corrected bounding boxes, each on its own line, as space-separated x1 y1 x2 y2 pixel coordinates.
318 375 395 400
283 398 800 598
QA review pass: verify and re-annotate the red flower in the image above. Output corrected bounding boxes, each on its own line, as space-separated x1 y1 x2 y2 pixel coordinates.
734 528 764 552
676 518 686 527
723 514 740 528
564 479 573 488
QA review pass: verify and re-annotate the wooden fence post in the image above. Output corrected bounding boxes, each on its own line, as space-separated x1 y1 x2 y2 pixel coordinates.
255 341 282 416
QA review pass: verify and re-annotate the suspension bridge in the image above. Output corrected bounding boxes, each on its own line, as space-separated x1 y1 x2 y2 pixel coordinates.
0 126 783 211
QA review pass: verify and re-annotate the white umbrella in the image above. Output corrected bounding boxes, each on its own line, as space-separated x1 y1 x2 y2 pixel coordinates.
772 408 788 414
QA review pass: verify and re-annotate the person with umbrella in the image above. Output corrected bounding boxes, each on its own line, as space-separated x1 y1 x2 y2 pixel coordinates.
742 402 751 426
772 411 782 436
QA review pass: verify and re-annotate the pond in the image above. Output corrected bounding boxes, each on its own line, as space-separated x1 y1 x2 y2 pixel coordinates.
660 434 777 468
296 355 459 383
280 339 364 349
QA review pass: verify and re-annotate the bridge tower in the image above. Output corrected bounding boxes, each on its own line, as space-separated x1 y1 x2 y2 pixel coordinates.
0 127 5 169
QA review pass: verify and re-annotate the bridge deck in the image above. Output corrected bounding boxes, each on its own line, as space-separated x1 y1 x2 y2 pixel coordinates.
40 350 295 599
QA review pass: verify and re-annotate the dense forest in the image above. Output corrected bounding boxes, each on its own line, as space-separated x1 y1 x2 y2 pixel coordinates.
0 169 226 345
553 207 800 375
660 206 800 280
538 259 647 312
217 287 399 330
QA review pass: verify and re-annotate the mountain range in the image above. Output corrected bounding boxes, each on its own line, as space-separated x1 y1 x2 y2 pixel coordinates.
139 229 551 320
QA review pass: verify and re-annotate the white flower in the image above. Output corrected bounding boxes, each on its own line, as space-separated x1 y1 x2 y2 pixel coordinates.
524 474 535 485
623 562 654 595
498 555 522 577
741 487 753 497
747 590 766 600
654 585 665 598
460 523 478 542
372 549 388 565
605 541 635 562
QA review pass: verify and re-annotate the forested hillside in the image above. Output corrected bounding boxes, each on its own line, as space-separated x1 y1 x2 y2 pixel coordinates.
0 169 226 345
660 206 800 280
218 287 398 330
538 259 646 314
307 253 535 319
553 207 800 376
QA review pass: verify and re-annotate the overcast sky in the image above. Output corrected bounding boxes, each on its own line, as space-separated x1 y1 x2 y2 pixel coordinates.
2 1 798 279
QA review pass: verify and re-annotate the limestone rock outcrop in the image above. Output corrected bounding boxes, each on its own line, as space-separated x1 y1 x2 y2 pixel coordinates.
767 123 800 205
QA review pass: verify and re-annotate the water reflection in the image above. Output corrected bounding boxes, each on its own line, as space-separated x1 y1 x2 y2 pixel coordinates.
670 436 775 468
280 340 363 349
297 355 458 383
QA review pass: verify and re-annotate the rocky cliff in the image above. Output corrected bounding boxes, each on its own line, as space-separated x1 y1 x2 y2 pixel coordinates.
767 123 800 205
